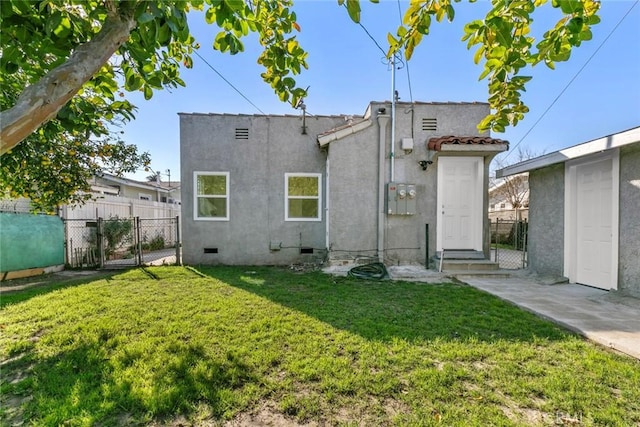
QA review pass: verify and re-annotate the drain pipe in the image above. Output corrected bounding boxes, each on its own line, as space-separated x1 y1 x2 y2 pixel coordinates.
390 56 397 182
325 154 330 253
377 114 390 263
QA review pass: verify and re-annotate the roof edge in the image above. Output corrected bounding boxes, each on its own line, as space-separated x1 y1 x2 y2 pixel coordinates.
496 126 640 177
317 119 373 147
98 173 171 193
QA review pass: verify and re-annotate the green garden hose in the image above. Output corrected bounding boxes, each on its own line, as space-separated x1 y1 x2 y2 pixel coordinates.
347 262 389 280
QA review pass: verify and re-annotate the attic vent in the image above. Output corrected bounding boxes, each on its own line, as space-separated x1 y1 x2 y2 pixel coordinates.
422 118 437 131
235 128 249 139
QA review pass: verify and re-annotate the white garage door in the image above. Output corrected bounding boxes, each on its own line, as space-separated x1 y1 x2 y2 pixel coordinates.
575 158 615 290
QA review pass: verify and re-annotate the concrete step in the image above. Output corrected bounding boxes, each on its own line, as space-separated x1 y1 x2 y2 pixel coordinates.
440 259 500 272
435 250 485 260
450 271 512 279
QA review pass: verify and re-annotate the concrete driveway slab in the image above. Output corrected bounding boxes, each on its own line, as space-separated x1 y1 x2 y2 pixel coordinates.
460 276 640 360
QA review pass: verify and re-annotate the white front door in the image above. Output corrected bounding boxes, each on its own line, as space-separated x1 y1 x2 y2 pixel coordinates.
437 157 483 251
575 158 615 289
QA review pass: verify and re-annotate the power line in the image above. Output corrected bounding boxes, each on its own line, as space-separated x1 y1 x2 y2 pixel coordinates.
341 2 388 58
397 0 414 102
503 0 638 160
357 20 388 58
192 50 266 115
350 3 414 103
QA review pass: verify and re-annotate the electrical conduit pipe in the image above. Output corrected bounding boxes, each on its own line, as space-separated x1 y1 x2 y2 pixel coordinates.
377 114 390 263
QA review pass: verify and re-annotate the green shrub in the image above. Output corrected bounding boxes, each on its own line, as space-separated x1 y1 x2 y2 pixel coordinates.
103 216 132 257
148 235 165 251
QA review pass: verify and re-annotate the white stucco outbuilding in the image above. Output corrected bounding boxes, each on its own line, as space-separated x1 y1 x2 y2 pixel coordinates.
497 126 640 297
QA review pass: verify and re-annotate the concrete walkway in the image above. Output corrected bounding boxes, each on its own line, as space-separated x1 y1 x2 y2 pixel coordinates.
460 275 640 360
324 264 640 360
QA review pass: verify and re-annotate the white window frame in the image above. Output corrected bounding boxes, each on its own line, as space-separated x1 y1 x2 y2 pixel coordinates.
194 171 229 221
285 173 322 222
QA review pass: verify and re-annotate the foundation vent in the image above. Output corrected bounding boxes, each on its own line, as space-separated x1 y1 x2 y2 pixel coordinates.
204 248 219 254
422 118 437 131
235 128 249 140
300 247 314 254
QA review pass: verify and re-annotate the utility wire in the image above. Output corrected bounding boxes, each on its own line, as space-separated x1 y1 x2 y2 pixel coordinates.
503 0 638 160
192 50 266 115
357 20 388 58
342 3 388 58
397 0 414 102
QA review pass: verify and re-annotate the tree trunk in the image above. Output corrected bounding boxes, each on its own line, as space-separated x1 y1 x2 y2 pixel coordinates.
0 10 136 155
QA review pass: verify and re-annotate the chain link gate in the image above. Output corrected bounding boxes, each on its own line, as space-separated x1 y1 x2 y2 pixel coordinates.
64 216 180 268
138 217 180 266
490 218 528 269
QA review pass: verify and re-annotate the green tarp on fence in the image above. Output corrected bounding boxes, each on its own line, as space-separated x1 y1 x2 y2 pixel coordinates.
0 213 64 272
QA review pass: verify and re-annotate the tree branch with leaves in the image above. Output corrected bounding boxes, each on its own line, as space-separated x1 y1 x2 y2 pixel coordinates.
382 0 600 132
0 0 600 212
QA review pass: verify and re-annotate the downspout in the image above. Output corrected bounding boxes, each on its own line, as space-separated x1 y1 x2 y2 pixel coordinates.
325 153 330 255
390 56 396 182
377 114 390 263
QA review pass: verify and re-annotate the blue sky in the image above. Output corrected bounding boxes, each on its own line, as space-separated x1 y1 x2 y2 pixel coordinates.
119 0 640 181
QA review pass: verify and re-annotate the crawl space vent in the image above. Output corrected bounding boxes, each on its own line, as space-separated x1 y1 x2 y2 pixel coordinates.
203 248 219 254
235 128 249 140
300 247 314 254
422 118 437 131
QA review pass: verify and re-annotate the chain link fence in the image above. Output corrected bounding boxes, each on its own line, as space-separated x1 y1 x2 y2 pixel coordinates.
490 218 528 269
63 216 180 269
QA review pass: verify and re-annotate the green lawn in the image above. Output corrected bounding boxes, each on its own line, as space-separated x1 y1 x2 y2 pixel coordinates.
1 266 638 426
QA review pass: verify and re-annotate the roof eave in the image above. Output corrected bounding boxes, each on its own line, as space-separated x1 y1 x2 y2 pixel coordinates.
496 126 640 178
98 173 171 193
438 145 508 153
317 119 373 147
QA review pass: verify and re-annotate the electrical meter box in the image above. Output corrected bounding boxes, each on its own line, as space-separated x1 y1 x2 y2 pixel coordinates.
387 182 398 214
406 184 416 214
387 182 416 215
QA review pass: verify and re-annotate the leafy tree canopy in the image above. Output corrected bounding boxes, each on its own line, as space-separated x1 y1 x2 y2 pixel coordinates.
0 0 600 211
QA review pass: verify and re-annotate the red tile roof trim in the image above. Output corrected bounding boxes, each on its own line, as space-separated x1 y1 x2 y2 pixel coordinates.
427 135 509 151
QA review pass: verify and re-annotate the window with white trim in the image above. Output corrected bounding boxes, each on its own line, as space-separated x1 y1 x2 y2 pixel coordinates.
285 173 321 221
194 172 229 220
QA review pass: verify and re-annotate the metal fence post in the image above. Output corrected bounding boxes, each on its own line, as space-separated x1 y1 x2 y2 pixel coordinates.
136 217 142 265
63 219 69 267
97 217 104 268
175 215 181 266
522 219 528 268
495 218 499 264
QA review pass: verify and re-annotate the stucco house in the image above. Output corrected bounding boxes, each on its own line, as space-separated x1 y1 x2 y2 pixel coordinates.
90 173 181 204
496 126 640 297
179 101 508 268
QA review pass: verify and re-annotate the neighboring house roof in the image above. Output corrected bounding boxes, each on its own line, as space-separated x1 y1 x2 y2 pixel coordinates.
427 135 509 151
96 173 171 194
149 181 181 191
496 126 640 177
